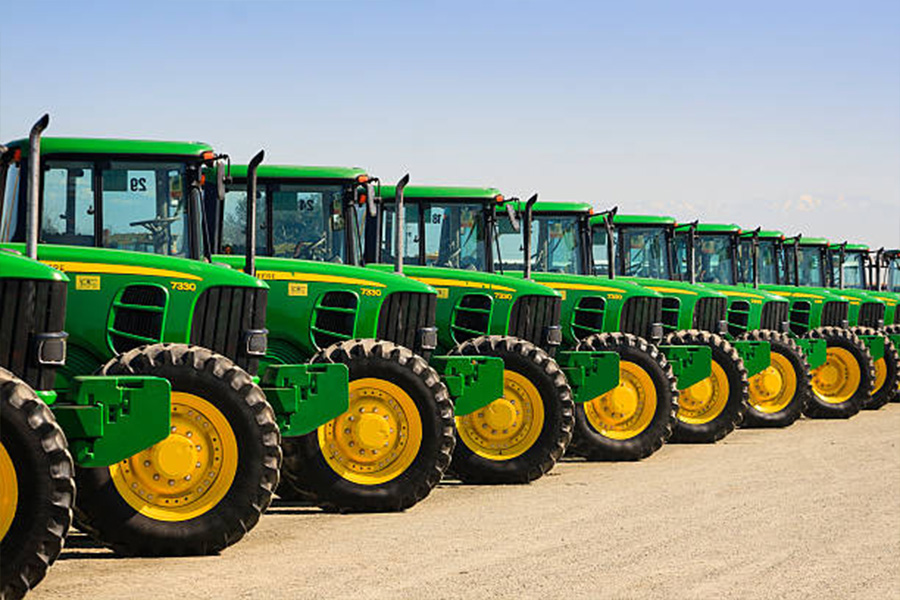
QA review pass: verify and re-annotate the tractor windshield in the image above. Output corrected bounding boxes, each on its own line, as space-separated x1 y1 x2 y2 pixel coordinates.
495 213 583 274
756 239 784 285
839 250 867 289
794 246 826 287
615 226 670 279
221 182 354 263
675 233 736 285
380 201 487 269
22 158 202 258
888 255 900 293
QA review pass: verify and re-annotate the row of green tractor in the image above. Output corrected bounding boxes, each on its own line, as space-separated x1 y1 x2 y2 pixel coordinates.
1 115 896 599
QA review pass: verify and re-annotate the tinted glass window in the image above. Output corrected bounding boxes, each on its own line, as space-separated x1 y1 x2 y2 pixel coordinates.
695 234 735 285
616 227 670 279
41 161 95 246
796 247 824 287
841 251 866 289
0 160 21 242
379 202 420 265
221 187 267 256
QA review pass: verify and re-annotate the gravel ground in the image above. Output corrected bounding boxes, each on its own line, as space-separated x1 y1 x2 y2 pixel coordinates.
30 404 900 600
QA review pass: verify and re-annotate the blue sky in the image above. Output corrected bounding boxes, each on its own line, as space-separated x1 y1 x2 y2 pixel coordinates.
2 0 898 247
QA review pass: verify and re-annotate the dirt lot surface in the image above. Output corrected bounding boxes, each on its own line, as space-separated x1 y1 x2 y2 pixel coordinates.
31 404 900 600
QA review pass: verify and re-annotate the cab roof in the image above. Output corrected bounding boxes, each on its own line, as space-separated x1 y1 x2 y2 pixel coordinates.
5 137 213 158
784 236 830 246
590 214 677 227
741 229 785 239
227 164 367 181
379 185 502 202
509 200 592 214
675 222 740 234
843 243 870 252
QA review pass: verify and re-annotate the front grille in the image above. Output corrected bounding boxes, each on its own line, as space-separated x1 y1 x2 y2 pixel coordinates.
727 300 751 337
661 297 680 333
508 295 562 348
377 291 437 352
619 296 663 340
191 286 268 375
451 294 492 343
312 291 359 349
761 300 789 331
0 278 67 390
821 300 848 327
572 296 606 341
693 297 727 332
858 302 885 328
109 285 166 354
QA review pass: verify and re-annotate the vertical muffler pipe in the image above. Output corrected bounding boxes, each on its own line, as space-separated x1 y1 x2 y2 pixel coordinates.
596 206 618 279
245 150 265 276
394 173 410 274
791 234 802 286
27 114 50 260
686 220 699 285
522 193 538 279
749 227 761 288
837 242 847 289
875 247 885 290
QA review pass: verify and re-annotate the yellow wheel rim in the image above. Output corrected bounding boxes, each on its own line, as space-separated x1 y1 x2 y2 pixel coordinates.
456 370 545 460
811 347 862 405
584 361 657 440
678 360 731 425
872 358 887 395
0 441 17 540
109 392 238 522
748 352 798 414
318 378 422 485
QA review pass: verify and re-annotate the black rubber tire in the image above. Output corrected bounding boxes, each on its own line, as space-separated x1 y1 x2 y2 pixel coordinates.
74 344 281 556
568 333 676 461
886 324 900 403
280 339 454 513
804 327 874 419
662 330 748 443
738 330 812 428
448 335 574 483
1 368 74 600
850 326 899 411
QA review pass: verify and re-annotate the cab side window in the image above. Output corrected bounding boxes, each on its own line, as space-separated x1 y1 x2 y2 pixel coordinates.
41 162 95 246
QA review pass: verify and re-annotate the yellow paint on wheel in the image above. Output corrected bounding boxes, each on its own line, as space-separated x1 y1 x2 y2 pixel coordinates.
678 360 731 424
0 441 17 540
584 361 657 440
109 392 238 522
319 378 422 485
872 358 887 395
811 347 862 405
749 352 797 414
456 370 545 460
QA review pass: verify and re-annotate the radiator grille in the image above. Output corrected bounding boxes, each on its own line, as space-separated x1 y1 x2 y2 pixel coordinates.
508 295 562 348
726 300 751 337
789 301 812 336
191 286 268 375
619 296 663 340
693 297 727 332
821 301 848 327
0 278 67 390
572 296 606 341
661 297 680 333
312 291 359 349
858 302 885 328
761 300 789 331
451 294 492 343
109 285 166 354
377 292 437 353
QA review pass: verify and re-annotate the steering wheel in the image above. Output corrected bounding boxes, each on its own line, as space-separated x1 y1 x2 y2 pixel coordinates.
293 234 327 259
129 216 179 234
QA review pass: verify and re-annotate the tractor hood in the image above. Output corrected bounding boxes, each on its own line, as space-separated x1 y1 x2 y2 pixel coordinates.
367 263 558 298
0 249 69 282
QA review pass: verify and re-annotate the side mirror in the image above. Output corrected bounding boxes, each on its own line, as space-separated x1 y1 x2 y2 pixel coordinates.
366 181 378 218
216 159 227 202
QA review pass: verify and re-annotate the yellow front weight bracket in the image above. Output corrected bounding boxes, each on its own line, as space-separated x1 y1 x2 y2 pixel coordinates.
731 340 771 378
261 363 350 437
796 338 827 370
558 351 620 404
49 376 172 467
431 355 505 416
658 345 712 390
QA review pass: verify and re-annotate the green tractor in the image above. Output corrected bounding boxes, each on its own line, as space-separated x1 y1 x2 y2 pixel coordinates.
587 212 773 442
734 230 876 417
1 117 351 562
553 211 807 430
204 165 499 510
807 239 899 409
215 172 577 483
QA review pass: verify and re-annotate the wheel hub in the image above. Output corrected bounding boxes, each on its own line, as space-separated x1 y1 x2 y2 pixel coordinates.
584 361 657 440
109 392 238 522
811 347 861 405
677 360 730 424
753 367 784 400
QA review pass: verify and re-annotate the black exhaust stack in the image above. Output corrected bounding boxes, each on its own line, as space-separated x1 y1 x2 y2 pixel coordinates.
522 194 538 280
595 206 618 279
394 173 410 274
245 150 265 276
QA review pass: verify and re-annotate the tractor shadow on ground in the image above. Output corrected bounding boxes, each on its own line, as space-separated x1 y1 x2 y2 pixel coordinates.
57 533 119 560
265 497 326 516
